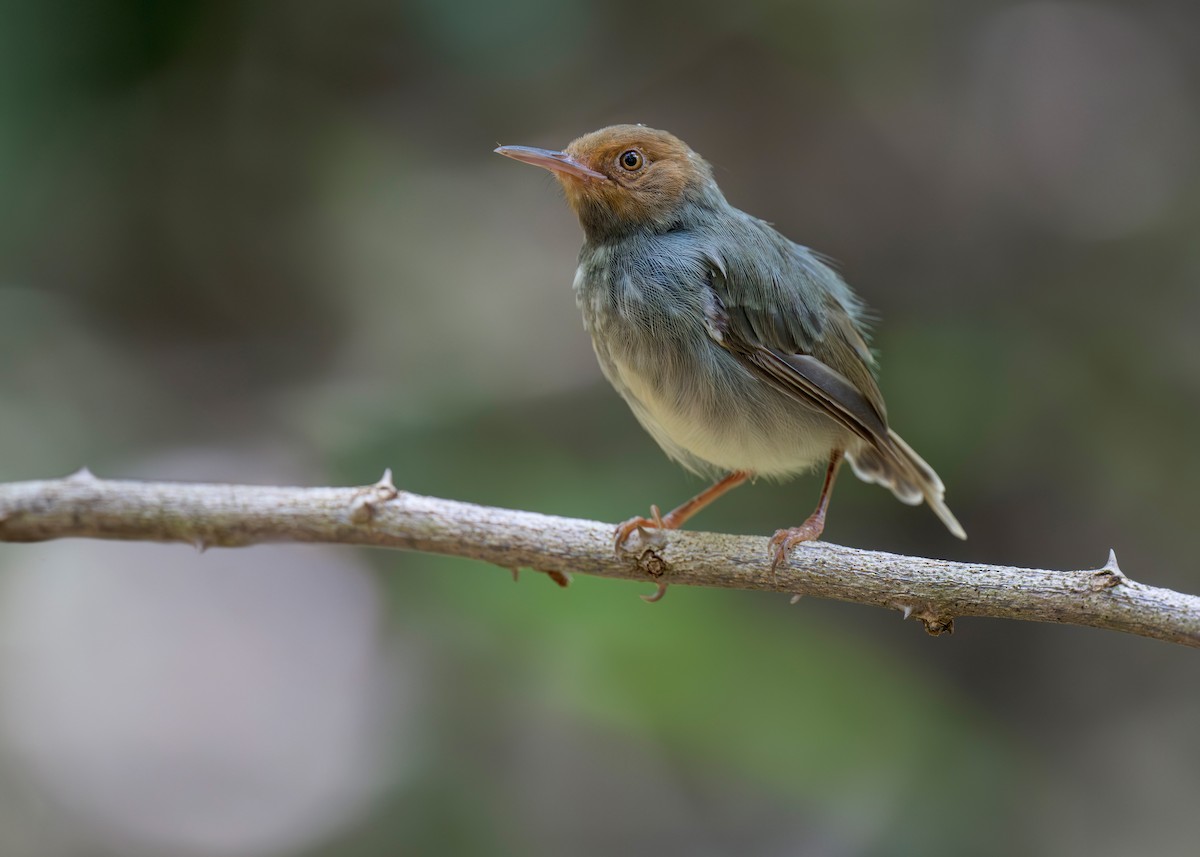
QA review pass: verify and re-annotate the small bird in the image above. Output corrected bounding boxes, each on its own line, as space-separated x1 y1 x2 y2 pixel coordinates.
496 125 965 578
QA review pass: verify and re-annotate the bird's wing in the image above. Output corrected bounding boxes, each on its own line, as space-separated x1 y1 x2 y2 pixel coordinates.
703 234 889 446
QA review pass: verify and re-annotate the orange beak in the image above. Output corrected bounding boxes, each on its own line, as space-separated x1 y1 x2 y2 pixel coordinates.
494 145 607 181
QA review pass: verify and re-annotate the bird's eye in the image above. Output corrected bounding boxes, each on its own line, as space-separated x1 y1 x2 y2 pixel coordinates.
619 149 644 171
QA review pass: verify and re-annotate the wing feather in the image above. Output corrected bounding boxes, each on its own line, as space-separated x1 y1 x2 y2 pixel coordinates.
704 229 887 444
696 218 964 538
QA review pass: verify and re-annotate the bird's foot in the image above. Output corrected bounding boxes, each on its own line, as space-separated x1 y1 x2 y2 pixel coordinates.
614 505 674 603
768 514 826 581
613 504 671 555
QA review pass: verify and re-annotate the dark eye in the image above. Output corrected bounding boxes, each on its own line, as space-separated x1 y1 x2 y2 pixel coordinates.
619 149 644 171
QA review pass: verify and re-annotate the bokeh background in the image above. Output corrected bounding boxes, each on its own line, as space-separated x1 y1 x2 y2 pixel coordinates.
1 1 1198 854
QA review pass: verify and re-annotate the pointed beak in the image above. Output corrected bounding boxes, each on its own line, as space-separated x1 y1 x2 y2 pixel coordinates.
494 145 607 181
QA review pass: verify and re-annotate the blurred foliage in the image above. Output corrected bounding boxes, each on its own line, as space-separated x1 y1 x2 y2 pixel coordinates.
2 0 1200 855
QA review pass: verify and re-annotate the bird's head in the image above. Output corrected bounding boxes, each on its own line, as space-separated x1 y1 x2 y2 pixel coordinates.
496 125 718 238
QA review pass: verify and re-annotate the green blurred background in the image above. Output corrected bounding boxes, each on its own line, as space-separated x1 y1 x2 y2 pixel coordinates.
1 0 1198 854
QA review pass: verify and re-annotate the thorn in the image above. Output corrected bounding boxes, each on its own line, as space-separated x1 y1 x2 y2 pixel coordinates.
889 601 915 620
524 567 570 588
641 580 669 603
789 594 803 605
376 468 397 496
350 469 401 523
543 569 571 588
1087 548 1128 591
68 466 96 482
495 564 524 582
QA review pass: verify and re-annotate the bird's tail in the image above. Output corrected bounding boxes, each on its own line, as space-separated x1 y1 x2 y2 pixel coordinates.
846 430 966 539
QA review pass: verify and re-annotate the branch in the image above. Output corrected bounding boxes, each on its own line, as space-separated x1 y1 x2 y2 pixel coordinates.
1 470 1197 647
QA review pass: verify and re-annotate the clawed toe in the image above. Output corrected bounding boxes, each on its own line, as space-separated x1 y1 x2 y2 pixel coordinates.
613 505 666 554
768 520 824 574
614 506 672 603
640 579 669 603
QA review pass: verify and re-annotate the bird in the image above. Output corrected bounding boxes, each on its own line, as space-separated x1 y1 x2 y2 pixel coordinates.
495 125 965 581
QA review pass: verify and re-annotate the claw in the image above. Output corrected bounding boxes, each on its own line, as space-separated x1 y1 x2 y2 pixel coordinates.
767 517 825 584
612 473 751 603
765 451 839 585
613 504 666 554
640 580 669 603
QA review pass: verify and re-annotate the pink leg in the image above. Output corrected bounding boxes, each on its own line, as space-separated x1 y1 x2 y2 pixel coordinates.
768 450 844 575
614 470 751 552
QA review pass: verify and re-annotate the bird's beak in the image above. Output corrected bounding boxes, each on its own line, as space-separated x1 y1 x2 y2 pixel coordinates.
494 145 608 181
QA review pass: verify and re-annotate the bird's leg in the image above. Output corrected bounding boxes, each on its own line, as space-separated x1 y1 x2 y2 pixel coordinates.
614 470 750 554
768 450 844 579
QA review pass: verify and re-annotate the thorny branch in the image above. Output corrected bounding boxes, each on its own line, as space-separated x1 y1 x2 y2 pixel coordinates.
1 470 1197 647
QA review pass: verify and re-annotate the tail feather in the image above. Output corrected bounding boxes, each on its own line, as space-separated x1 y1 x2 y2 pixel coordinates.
847 430 966 540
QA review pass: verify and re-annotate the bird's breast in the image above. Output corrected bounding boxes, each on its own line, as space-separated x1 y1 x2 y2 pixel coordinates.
573 240 711 338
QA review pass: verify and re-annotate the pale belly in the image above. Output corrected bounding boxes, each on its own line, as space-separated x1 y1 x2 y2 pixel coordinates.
601 345 844 479
575 254 846 479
